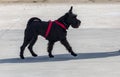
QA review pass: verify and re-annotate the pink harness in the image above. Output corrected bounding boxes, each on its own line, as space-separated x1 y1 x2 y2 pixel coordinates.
45 20 67 38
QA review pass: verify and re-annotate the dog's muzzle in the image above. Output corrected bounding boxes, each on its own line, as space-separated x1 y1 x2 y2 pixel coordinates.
73 20 81 28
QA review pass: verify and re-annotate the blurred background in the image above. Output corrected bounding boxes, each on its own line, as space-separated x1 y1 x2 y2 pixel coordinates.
0 0 120 3
0 0 120 29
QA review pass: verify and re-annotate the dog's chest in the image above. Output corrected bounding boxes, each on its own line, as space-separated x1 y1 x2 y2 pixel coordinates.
46 23 67 41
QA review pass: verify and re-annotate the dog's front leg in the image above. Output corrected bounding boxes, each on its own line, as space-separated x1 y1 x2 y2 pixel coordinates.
47 41 55 58
60 39 77 57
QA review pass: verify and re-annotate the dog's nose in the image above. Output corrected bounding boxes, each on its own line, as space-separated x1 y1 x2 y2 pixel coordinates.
78 20 81 26
79 20 81 24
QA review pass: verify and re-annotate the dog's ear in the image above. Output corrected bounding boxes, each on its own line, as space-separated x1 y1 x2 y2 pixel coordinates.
69 6 73 13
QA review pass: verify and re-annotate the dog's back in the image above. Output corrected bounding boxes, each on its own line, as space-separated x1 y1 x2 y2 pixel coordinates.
26 17 49 37
27 17 41 27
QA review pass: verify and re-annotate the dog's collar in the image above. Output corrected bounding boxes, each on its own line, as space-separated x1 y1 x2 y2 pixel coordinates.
45 20 67 38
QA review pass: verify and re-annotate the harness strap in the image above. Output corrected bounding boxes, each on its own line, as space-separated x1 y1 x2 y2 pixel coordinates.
54 20 67 30
45 21 52 38
45 20 66 38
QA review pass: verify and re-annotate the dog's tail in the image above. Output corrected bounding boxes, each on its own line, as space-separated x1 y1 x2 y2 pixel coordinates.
27 17 42 26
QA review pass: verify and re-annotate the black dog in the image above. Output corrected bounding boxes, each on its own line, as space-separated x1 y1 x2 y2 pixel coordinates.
20 6 81 59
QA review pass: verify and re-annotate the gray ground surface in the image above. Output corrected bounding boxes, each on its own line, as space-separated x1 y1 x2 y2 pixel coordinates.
0 29 120 77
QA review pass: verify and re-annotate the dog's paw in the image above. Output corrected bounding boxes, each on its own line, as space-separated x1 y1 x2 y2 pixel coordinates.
71 52 77 57
32 53 38 57
20 55 25 59
49 54 54 58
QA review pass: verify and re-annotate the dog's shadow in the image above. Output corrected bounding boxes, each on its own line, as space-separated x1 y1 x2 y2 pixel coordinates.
0 51 120 64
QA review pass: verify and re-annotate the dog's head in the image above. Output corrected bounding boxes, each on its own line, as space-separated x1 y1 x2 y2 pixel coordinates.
64 6 81 28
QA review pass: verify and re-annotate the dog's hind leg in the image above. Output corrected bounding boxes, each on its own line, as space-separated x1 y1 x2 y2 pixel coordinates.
20 36 32 59
60 39 77 57
28 35 38 57
20 29 33 59
47 41 55 58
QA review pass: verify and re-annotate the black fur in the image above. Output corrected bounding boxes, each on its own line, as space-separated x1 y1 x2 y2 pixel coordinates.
20 6 81 59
